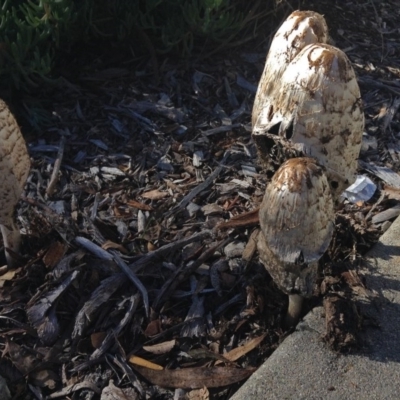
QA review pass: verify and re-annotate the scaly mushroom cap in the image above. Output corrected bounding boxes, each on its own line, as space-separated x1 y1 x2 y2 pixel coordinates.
258 157 334 296
252 10 328 127
0 99 30 266
253 42 364 200
0 100 30 223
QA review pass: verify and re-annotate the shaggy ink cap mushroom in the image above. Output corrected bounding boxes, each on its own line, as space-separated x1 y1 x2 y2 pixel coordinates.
0 100 30 267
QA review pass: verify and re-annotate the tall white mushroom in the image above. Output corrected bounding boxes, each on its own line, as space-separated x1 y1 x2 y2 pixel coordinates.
253 40 364 200
0 100 30 267
252 10 328 128
253 11 364 325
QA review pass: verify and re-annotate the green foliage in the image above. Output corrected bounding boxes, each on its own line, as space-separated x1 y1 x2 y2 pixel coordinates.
0 0 280 93
84 0 276 56
0 0 77 90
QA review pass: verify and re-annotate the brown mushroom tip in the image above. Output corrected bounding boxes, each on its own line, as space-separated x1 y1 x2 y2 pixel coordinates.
252 10 328 127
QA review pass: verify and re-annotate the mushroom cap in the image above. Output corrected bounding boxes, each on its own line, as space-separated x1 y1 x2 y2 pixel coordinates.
253 42 364 200
258 230 319 296
258 158 334 296
252 10 328 127
0 100 30 225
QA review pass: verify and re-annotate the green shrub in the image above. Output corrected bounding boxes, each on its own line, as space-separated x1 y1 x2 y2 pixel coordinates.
0 0 281 93
0 0 77 90
84 0 277 56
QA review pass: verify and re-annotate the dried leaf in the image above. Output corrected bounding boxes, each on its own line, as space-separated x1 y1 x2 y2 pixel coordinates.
382 185 400 200
43 241 67 268
216 208 260 230
0 269 17 286
141 190 169 200
132 365 256 389
144 319 162 337
186 386 210 400
30 369 59 389
102 240 128 254
201 204 224 216
101 380 139 400
4 340 38 375
126 199 153 211
143 340 176 355
147 241 157 252
128 356 163 371
91 332 107 349
216 334 266 364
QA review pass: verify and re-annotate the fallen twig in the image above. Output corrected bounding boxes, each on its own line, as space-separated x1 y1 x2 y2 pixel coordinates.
152 237 231 311
166 153 230 217
47 136 66 196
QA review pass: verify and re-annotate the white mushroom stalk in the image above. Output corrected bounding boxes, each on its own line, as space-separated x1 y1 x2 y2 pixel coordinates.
258 158 335 326
0 100 30 267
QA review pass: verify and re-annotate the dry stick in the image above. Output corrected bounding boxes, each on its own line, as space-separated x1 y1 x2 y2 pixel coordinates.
73 293 140 372
368 0 384 62
46 136 66 196
202 124 241 136
74 230 213 319
166 152 230 217
111 251 150 318
365 192 385 222
142 317 204 346
129 229 213 272
47 381 102 399
359 77 400 97
82 220 151 317
381 97 400 134
111 354 145 398
75 236 114 261
152 237 231 311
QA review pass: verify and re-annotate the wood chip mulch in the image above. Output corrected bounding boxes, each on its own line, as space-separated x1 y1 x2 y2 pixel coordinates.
2 1 400 398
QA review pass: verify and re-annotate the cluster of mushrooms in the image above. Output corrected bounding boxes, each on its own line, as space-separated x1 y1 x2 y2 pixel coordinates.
252 11 364 326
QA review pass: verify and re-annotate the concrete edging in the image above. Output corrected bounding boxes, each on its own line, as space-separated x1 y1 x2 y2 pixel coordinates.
232 216 400 400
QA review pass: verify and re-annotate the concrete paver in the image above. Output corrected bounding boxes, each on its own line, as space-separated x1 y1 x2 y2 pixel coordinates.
232 216 400 400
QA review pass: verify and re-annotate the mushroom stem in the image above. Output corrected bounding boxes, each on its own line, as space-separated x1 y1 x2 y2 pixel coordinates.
1 221 21 268
285 294 304 328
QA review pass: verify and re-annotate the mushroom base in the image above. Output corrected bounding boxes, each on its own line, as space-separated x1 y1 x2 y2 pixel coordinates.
1 221 22 268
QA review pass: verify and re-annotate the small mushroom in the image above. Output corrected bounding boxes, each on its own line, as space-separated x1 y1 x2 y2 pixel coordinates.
0 100 30 267
258 158 335 326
